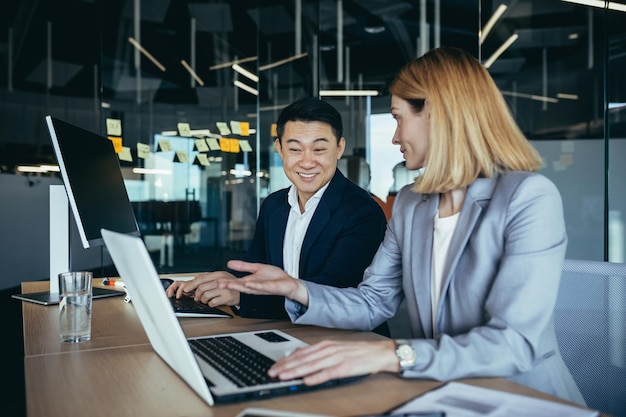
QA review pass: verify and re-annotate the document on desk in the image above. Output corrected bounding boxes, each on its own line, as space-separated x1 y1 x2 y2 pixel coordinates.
391 382 599 417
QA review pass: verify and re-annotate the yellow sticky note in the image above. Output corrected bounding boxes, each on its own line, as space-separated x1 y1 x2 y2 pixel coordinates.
206 138 221 151
229 138 241 153
118 146 133 162
106 118 122 136
108 136 123 153
230 120 242 135
270 123 277 138
194 153 210 166
216 122 231 136
194 139 209 152
177 122 191 137
239 140 253 152
219 138 230 152
157 139 173 152
240 122 250 136
174 151 189 163
137 143 151 159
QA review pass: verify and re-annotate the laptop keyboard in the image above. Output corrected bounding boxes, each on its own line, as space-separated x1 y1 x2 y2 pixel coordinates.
189 336 281 387
170 296 230 316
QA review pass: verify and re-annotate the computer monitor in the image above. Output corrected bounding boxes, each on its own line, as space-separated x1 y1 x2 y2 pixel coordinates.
46 115 141 248
12 116 140 305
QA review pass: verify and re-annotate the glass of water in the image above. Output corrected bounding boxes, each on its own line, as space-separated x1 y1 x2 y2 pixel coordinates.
58 271 93 343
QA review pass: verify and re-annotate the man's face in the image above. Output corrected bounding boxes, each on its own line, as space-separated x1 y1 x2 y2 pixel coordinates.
275 120 345 207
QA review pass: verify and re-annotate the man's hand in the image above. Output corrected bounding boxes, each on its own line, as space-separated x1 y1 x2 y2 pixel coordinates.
166 271 241 307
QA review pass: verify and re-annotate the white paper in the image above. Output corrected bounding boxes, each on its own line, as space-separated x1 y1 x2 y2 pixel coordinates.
392 382 598 417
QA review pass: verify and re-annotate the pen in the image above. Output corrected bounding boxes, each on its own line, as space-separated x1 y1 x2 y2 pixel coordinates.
102 278 125 288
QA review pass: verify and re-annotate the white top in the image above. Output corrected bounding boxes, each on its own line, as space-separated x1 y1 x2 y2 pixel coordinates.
283 183 329 278
431 211 460 333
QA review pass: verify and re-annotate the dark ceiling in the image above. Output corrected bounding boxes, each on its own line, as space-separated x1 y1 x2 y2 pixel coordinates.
0 0 625 159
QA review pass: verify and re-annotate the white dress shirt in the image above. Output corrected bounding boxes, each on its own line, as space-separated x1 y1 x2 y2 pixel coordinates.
283 182 330 278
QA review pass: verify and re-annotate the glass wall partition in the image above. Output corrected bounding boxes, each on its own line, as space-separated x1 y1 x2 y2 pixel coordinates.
478 1 626 262
2 0 625 283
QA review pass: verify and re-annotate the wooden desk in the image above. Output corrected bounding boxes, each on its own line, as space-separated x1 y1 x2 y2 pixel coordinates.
21 279 298 357
21 280 605 417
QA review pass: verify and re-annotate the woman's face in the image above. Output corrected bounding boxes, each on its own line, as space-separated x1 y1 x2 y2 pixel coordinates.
390 95 430 171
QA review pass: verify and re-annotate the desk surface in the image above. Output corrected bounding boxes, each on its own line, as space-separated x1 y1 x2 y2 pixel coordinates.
20 279 605 417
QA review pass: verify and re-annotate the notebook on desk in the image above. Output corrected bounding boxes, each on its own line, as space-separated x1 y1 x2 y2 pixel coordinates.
100 228 365 405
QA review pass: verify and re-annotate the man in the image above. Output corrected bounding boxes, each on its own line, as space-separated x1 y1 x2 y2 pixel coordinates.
167 97 388 334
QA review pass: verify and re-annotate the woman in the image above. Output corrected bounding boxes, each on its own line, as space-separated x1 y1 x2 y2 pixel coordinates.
221 47 585 404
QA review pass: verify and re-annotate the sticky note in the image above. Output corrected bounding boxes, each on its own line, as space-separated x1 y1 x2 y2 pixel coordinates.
206 138 221 151
239 140 253 152
118 146 133 162
270 123 277 138
106 118 122 136
240 121 250 136
108 136 123 153
177 122 191 137
174 150 189 163
194 138 209 152
137 143 151 159
194 153 210 166
230 120 242 135
216 122 231 135
157 139 173 152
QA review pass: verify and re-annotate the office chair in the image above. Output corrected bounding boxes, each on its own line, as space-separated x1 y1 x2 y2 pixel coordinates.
554 259 626 417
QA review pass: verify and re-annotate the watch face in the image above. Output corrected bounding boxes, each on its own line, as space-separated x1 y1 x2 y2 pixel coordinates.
397 343 416 367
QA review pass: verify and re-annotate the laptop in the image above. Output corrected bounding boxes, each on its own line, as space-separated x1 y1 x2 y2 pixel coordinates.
100 228 365 405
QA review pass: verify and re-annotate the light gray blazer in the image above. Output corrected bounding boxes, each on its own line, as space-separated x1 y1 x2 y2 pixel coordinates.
286 171 585 404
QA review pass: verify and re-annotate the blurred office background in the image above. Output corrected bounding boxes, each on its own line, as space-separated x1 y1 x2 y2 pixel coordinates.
1 1 625 416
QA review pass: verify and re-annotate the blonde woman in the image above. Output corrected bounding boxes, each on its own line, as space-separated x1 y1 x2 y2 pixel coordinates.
221 47 584 405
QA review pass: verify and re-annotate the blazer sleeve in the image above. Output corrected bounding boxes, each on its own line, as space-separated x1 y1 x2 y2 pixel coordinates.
290 174 569 379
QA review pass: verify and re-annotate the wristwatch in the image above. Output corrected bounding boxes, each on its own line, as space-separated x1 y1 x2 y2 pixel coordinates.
395 339 417 371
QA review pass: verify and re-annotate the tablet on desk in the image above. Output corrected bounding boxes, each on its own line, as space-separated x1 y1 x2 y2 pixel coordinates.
12 287 125 305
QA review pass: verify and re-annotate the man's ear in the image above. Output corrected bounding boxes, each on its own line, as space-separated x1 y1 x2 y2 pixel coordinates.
274 138 283 157
336 137 346 159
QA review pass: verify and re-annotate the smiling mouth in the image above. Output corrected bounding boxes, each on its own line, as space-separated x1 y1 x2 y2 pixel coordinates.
298 172 317 178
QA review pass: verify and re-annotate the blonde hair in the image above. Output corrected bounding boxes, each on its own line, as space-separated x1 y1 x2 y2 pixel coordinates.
389 47 543 194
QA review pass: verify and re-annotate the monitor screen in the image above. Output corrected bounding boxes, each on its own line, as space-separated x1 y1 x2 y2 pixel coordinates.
46 115 141 248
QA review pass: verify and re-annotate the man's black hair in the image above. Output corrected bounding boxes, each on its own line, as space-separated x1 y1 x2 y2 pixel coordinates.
275 97 343 143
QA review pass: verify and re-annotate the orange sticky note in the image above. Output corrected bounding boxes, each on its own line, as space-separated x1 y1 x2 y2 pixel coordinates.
270 123 277 138
108 136 123 153
240 122 250 136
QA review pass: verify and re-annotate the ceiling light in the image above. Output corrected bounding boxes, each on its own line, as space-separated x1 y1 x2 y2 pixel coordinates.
502 91 559 103
483 33 519 69
557 93 579 100
232 64 259 82
128 37 166 71
181 60 204 86
364 15 386 34
259 52 308 71
234 80 258 96
210 56 258 71
562 0 626 12
480 4 508 45
320 90 379 97
132 168 172 175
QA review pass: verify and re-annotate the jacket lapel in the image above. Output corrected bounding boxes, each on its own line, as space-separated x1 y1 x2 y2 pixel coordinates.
409 193 438 338
268 191 290 267
436 177 497 329
299 170 345 273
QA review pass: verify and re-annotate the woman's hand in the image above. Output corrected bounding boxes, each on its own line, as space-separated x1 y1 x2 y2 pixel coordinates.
221 260 310 306
269 339 400 385
165 271 240 307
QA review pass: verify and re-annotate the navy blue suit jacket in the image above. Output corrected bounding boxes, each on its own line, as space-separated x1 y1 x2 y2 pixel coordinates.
235 169 387 323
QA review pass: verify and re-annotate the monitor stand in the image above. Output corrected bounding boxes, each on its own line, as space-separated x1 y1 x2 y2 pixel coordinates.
12 185 124 305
